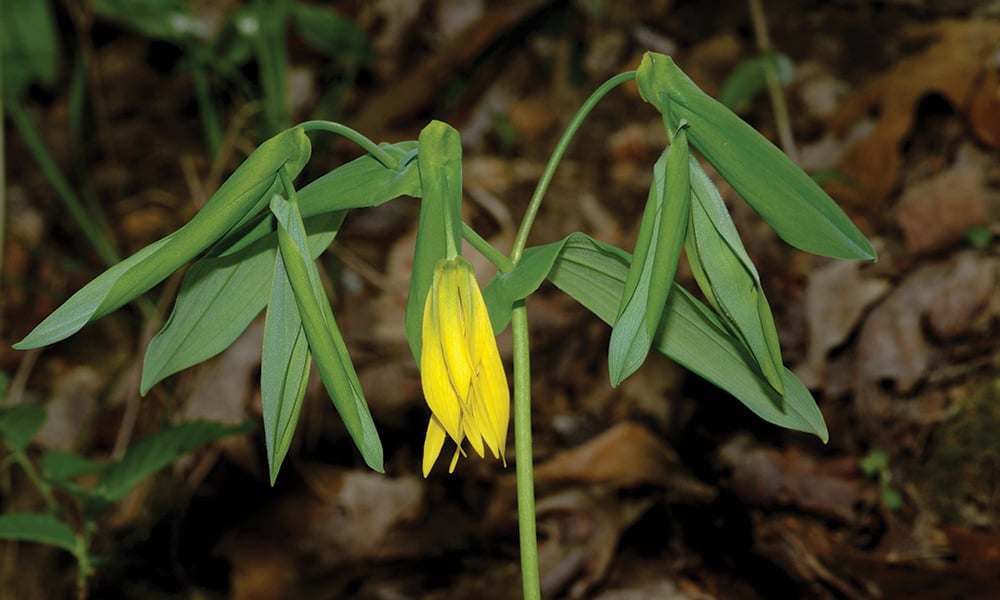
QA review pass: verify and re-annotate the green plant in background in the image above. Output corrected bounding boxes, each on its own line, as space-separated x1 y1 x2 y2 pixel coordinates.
7 52 875 598
859 448 903 511
0 404 250 595
93 0 372 153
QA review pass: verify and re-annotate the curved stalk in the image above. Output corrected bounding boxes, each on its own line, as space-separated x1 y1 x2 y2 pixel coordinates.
297 120 398 170
506 70 636 600
510 71 636 262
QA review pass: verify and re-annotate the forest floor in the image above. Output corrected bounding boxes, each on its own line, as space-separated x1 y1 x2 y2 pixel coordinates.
2 1 1000 598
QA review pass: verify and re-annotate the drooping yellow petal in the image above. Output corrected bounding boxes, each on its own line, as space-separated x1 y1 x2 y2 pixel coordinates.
435 260 473 401
419 256 510 475
421 282 463 442
422 415 447 477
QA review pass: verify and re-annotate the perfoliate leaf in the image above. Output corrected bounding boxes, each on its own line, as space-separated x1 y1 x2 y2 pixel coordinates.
487 232 826 440
406 121 465 363
609 127 690 387
636 52 875 261
15 127 313 350
685 158 784 393
271 195 383 472
261 249 311 485
140 141 419 393
0 513 78 556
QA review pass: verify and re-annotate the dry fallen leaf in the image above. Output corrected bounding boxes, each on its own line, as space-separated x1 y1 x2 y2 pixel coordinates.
895 166 987 255
796 258 890 390
717 435 873 522
830 19 1000 209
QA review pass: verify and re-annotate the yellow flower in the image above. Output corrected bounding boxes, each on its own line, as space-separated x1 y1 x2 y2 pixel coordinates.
420 257 510 476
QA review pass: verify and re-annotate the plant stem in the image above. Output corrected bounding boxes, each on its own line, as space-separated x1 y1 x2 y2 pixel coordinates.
747 0 798 162
510 70 636 262
510 300 539 600
504 70 635 600
297 120 398 170
462 223 514 273
5 99 120 267
10 448 57 512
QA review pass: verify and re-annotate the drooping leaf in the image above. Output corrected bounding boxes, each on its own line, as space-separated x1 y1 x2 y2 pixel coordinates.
0 404 46 452
271 195 383 472
0 513 78 555
261 248 311 484
609 128 690 386
636 52 875 261
486 233 827 440
140 141 419 393
406 121 464 363
685 157 784 393
15 127 312 350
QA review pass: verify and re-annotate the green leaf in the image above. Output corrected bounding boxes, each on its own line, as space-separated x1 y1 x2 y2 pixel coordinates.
0 0 59 97
609 128 690 386
406 121 464 363
291 4 372 64
483 242 565 334
720 52 794 110
685 158 784 393
261 248 311 485
15 127 313 350
0 513 78 555
490 232 827 439
636 52 875 261
96 420 252 502
140 141 419 393
94 0 194 41
547 233 827 440
271 195 383 472
0 404 46 452
42 451 105 483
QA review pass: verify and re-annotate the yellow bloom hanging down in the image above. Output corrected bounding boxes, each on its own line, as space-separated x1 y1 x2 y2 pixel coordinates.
420 257 510 476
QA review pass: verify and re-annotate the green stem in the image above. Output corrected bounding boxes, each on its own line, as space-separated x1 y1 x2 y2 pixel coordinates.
747 0 798 161
510 71 636 262
462 223 514 273
511 301 539 600
297 120 398 170
191 62 222 159
11 449 57 512
504 70 636 600
5 99 120 266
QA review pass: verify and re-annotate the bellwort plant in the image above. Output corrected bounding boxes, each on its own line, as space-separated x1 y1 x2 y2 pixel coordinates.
10 53 874 598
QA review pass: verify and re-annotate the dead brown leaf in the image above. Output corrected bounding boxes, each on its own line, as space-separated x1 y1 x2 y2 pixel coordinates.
718 435 873 522
797 258 891 390
830 19 1000 209
895 166 987 255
